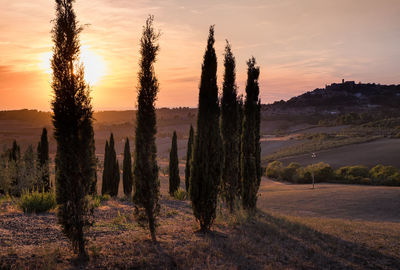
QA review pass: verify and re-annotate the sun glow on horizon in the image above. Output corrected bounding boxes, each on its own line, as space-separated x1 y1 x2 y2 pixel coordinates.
39 45 107 86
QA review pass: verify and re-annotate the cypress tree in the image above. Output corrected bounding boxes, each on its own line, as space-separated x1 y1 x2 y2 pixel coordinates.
241 57 261 212
122 138 133 196
51 0 96 259
189 26 223 232
169 131 180 196
9 140 20 162
184 125 194 192
102 133 119 197
101 141 110 195
221 41 241 212
133 16 160 242
37 128 50 192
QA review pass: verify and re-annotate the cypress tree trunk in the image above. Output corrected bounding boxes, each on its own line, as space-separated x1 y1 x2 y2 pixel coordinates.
189 26 223 232
133 16 160 242
221 41 241 212
51 0 96 259
37 128 50 192
169 131 180 196
184 125 194 192
123 138 133 196
241 57 261 212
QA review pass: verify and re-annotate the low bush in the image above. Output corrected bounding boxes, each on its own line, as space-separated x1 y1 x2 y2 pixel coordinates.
335 165 369 184
18 190 57 214
266 161 283 179
370 165 400 186
173 188 187 200
281 163 300 182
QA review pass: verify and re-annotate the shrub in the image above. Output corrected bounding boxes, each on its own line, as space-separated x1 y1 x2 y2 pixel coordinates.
173 188 187 201
297 162 334 183
280 163 300 182
370 165 400 186
265 161 283 179
335 165 369 184
18 190 56 214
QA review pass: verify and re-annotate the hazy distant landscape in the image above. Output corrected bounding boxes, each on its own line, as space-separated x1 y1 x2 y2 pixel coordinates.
2 0 400 268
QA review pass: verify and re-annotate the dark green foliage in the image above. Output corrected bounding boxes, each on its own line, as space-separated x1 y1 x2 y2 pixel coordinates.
266 161 283 179
189 26 223 232
122 138 133 196
335 165 370 184
18 190 56 214
133 16 160 242
37 128 50 192
102 133 119 197
369 165 400 186
184 125 194 192
221 41 241 212
51 0 96 259
102 141 110 195
241 57 261 211
8 140 20 162
169 131 180 195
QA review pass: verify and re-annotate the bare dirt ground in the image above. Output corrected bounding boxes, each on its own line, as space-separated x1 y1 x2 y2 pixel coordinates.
1 177 400 269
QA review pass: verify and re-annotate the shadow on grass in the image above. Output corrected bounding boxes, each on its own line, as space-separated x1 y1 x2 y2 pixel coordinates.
203 210 400 269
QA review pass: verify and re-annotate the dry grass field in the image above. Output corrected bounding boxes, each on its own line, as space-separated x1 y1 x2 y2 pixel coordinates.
1 177 399 269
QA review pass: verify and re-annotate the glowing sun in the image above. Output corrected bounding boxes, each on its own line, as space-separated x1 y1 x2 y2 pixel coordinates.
39 45 107 86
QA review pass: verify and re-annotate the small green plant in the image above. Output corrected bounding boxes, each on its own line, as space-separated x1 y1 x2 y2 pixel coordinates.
90 196 101 209
112 210 127 225
173 188 187 200
18 190 56 214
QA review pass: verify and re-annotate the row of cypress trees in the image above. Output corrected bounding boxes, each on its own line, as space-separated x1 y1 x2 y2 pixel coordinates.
101 135 134 197
184 26 262 231
50 0 260 258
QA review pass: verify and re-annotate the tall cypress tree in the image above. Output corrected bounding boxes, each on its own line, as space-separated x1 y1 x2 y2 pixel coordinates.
101 141 109 195
169 131 180 196
241 57 261 212
133 16 160 242
221 41 241 212
189 26 223 232
123 138 133 196
102 133 119 197
37 128 50 192
51 0 96 259
9 140 20 162
184 125 194 192
109 134 119 197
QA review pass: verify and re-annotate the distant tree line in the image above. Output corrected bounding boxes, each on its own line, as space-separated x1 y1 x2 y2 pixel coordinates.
0 128 50 196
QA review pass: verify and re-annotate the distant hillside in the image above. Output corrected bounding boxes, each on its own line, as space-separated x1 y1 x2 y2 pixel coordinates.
263 80 400 118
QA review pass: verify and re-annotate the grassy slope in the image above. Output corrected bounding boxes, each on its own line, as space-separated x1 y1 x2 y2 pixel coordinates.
1 177 400 269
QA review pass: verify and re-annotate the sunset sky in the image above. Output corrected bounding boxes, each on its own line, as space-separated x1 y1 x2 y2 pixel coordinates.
1 0 399 111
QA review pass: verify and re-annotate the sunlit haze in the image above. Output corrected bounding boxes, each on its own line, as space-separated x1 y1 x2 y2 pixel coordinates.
1 0 399 111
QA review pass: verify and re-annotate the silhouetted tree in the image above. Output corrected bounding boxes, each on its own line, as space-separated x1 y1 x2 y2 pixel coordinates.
190 26 223 232
184 125 194 192
101 141 110 195
102 133 119 197
169 131 180 195
241 57 261 212
221 41 241 212
123 138 133 196
8 140 20 162
37 128 50 192
51 0 96 259
133 16 160 242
